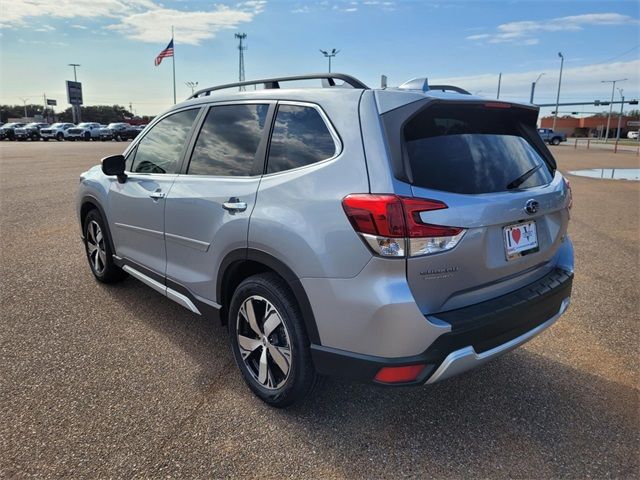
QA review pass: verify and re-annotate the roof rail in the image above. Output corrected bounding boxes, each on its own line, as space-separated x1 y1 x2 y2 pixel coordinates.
190 73 369 98
428 85 471 95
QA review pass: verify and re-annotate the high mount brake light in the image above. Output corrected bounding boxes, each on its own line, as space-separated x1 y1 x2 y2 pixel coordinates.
484 102 512 109
342 194 466 258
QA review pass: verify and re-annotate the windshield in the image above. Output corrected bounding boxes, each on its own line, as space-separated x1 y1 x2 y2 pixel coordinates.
3 123 21 128
404 105 553 194
107 123 124 128
51 123 65 128
77 123 92 127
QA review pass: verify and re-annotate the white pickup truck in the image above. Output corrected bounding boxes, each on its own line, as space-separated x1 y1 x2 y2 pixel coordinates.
66 123 103 141
40 123 76 141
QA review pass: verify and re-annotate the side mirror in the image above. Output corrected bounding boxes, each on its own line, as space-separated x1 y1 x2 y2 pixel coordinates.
101 154 127 183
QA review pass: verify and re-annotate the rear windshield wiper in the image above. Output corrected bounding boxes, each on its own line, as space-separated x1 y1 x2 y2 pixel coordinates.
507 163 542 190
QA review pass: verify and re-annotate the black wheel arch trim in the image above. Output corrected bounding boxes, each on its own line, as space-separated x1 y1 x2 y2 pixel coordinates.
80 195 117 256
217 248 321 345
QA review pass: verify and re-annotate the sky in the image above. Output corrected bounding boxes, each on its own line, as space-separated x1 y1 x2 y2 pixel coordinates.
0 0 639 117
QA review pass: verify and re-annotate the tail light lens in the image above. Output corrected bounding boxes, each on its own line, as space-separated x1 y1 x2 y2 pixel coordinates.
342 194 466 258
374 364 426 383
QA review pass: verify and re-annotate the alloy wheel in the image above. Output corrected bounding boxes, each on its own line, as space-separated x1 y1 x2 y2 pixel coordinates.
86 220 107 275
236 295 292 390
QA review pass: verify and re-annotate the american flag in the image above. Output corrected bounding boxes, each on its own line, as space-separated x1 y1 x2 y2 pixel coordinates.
154 39 174 66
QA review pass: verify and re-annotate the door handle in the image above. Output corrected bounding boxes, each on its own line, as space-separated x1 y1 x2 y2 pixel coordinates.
222 197 247 212
149 191 165 200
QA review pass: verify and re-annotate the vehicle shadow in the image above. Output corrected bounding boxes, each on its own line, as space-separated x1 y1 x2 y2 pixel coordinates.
104 277 638 478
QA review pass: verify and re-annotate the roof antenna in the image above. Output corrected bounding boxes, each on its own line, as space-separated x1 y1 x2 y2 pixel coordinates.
398 77 429 92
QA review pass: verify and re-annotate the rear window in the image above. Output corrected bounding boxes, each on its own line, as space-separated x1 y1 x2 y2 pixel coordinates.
404 105 552 194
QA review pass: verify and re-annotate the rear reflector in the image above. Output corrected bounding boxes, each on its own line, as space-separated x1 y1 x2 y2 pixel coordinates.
342 194 465 257
374 365 426 383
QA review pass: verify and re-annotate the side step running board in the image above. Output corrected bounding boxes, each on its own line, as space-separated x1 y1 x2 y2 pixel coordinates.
122 265 202 315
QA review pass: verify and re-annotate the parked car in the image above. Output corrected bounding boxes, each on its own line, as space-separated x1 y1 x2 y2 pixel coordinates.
0 122 27 140
537 128 567 145
67 122 103 141
627 130 639 139
14 122 50 141
77 74 573 407
40 123 76 141
99 123 138 141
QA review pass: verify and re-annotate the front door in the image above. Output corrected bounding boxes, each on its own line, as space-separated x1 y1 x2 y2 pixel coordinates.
107 108 200 276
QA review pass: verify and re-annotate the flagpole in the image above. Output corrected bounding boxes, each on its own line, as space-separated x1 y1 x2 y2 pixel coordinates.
172 26 176 104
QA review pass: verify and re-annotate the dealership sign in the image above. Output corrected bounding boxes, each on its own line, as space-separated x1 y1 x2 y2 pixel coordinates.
47 99 57 106
66 81 83 105
627 120 640 127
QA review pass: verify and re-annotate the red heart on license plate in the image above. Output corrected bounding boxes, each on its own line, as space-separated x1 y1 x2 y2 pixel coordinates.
512 229 521 244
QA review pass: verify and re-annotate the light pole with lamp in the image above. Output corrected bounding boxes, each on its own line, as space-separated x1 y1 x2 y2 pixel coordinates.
319 49 339 73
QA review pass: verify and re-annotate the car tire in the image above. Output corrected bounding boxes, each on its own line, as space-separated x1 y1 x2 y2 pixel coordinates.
42 138 49 141
84 132 91 141
228 273 318 408
56 133 63 141
83 209 127 284
551 137 561 146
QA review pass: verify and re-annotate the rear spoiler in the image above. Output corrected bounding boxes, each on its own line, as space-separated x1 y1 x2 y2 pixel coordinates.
380 98 556 185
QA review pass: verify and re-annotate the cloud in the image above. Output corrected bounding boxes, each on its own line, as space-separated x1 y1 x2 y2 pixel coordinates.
1 0 266 45
467 13 638 45
0 0 155 28
108 4 263 45
430 59 640 104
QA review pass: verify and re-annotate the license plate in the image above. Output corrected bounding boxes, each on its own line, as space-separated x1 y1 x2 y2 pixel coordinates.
503 221 538 260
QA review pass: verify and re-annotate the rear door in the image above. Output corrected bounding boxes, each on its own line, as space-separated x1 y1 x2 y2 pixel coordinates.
164 102 274 303
107 108 200 275
388 101 571 313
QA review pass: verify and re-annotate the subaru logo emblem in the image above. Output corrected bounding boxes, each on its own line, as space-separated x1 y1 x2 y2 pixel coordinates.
524 199 539 215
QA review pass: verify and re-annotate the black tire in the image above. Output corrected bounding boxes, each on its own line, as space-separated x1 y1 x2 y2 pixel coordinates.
551 137 561 146
83 209 127 283
228 273 317 408
56 133 63 141
115 134 122 142
42 138 49 141
84 132 91 141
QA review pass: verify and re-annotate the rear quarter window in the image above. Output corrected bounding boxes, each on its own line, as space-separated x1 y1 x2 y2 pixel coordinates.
266 104 336 174
404 105 553 194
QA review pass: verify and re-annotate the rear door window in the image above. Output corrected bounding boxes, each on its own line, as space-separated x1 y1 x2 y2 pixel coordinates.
266 104 336 174
187 104 269 176
404 105 553 194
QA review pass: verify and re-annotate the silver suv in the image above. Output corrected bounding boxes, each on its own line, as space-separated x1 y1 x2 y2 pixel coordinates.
77 74 574 407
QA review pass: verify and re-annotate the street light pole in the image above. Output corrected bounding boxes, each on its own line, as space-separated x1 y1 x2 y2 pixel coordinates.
530 72 545 104
552 52 564 131
601 78 627 143
68 63 81 123
185 81 198 95
20 98 28 119
319 49 339 73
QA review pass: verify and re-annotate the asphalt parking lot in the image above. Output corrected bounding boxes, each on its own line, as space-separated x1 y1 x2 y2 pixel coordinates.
1 141 638 478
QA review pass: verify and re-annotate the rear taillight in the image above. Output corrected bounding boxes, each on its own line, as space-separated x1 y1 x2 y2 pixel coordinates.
342 194 466 258
374 364 426 383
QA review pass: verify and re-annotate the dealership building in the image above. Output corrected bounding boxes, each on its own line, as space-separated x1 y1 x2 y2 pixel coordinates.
540 115 639 138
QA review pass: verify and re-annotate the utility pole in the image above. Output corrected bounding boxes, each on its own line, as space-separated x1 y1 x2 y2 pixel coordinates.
235 33 247 91
496 72 502 99
185 81 198 95
615 88 624 143
68 63 81 123
319 49 340 73
530 72 545 104
601 78 627 143
552 52 564 131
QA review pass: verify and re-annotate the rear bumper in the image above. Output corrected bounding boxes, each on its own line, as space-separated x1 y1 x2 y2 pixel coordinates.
311 267 573 385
